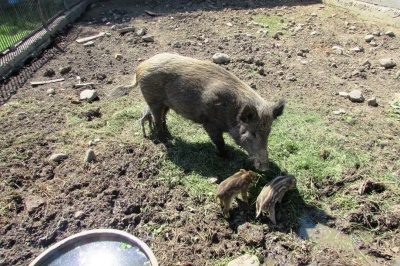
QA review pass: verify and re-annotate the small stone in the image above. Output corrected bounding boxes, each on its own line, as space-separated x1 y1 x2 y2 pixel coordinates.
367 97 377 107
372 31 381 36
142 35 154 42
84 149 95 163
136 28 146 36
385 31 395 37
49 153 68 162
379 58 396 69
362 60 371 67
80 89 98 102
332 46 343 55
333 109 346 115
208 178 218 184
115 53 123 60
47 88 55 95
226 22 233 27
212 53 230 64
395 71 400 79
339 91 349 98
83 41 95 47
369 41 378 47
74 211 86 219
365 34 374 42
349 90 365 103
350 47 363 52
311 13 317 17
59 66 72 75
172 41 181 48
310 31 317 35
227 254 260 266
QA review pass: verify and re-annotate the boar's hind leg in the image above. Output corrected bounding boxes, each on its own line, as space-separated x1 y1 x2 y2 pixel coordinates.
204 124 226 157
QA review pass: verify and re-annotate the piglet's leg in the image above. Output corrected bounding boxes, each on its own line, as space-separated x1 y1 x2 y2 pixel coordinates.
268 205 277 225
240 189 249 204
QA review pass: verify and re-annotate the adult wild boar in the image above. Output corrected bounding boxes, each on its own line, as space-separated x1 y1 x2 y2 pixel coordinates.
133 53 284 171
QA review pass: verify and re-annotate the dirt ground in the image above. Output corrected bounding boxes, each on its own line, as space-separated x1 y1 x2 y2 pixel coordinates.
1 0 400 265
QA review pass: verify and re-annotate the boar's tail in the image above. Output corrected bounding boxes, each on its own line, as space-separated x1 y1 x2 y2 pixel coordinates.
108 73 139 98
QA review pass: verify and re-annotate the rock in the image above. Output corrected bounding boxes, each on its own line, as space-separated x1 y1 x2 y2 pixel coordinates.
369 41 378 47
49 153 68 162
311 13 317 17
84 149 95 163
227 254 260 266
59 66 71 75
172 41 182 48
333 109 346 115
367 97 377 107
310 31 317 35
47 88 55 95
74 210 86 219
80 89 98 102
350 47 363 52
395 71 400 79
117 27 135 34
362 60 371 67
43 68 55 77
226 22 233 27
25 196 45 214
83 41 95 47
142 35 154 42
115 53 123 60
365 34 374 42
208 178 218 184
385 31 395 37
349 90 365 103
379 58 396 69
237 222 264 245
212 53 230 64
339 91 349 98
332 46 343 55
136 28 146 36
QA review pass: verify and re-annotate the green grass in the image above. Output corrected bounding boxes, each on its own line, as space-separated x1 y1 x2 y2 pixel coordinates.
252 15 287 35
0 3 64 51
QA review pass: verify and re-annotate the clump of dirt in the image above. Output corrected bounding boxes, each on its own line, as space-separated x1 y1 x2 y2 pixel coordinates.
1 0 400 265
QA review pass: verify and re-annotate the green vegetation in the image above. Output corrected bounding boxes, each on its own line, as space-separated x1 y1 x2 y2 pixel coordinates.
252 14 287 35
0 2 64 51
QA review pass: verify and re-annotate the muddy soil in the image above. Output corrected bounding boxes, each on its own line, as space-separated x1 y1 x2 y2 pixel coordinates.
1 0 400 265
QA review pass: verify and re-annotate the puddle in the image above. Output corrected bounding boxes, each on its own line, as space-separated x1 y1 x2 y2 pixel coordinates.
298 214 380 266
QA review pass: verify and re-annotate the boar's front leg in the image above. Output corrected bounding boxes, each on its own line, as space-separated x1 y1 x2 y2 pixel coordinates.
149 105 169 140
203 124 227 157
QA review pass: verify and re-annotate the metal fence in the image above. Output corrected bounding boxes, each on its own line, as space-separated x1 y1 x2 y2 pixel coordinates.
0 0 80 55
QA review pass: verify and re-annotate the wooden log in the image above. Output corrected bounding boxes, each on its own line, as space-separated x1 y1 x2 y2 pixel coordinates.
30 78 64 86
76 32 106 43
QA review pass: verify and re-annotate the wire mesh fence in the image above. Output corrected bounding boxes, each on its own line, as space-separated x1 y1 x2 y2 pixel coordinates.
0 0 80 55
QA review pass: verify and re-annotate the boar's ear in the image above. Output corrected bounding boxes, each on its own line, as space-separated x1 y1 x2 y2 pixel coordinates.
271 99 285 119
239 105 258 123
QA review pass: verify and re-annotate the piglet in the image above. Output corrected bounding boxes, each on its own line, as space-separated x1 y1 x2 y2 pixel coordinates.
138 105 154 137
215 169 256 218
255 174 296 224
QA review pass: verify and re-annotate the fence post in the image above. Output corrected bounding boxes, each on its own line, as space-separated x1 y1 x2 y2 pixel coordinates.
35 0 50 32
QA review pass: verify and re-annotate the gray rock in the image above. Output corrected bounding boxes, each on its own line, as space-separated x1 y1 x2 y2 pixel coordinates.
80 89 98 102
47 88 55 95
385 31 395 37
74 210 86 219
365 34 374 42
212 53 230 64
227 254 260 266
25 196 46 214
350 47 363 52
333 109 346 115
142 35 154 42
172 41 182 48
84 149 96 163
362 60 371 67
50 153 68 162
59 66 72 75
136 28 146 36
43 68 55 77
379 58 396 69
339 91 349 98
208 178 218 184
395 71 400 79
367 97 377 107
349 90 365 103
332 46 343 55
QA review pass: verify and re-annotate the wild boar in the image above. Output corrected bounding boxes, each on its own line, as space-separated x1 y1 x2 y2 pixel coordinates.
138 105 154 138
215 169 256 218
131 53 285 171
255 174 297 224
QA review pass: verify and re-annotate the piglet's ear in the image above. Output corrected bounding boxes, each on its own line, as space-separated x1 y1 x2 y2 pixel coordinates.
272 99 285 119
239 105 258 123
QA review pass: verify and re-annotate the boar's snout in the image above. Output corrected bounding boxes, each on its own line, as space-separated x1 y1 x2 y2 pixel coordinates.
250 153 269 171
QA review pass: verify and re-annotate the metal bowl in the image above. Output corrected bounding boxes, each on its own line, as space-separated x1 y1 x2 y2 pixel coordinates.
29 229 158 266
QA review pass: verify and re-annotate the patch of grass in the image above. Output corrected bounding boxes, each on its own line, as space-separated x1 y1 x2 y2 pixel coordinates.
252 15 286 34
